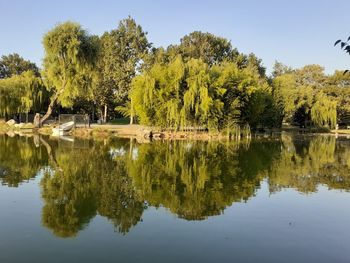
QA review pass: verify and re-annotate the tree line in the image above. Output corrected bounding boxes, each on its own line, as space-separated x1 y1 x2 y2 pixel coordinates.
0 17 349 130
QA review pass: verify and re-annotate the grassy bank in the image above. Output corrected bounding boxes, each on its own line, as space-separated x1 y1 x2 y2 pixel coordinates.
331 129 350 135
2 120 349 141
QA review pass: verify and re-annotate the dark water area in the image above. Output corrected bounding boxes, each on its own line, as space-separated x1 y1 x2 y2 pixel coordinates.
0 133 350 262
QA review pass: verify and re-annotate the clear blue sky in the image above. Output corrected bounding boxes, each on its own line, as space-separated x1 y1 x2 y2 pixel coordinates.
0 0 349 75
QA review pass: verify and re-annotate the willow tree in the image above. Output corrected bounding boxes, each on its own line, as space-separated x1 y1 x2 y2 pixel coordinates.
129 56 185 127
324 70 350 125
311 91 337 129
271 64 339 128
40 22 98 126
0 78 20 117
211 61 276 130
130 56 224 130
272 73 298 123
182 58 224 129
130 55 279 131
0 70 43 119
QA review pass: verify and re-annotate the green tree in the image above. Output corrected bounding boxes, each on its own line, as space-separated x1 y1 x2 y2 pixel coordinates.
272 64 337 129
271 61 293 78
130 55 277 131
130 56 225 130
40 21 98 126
97 16 150 123
0 70 44 119
272 73 298 123
324 70 350 126
176 31 239 65
0 53 39 79
310 91 337 128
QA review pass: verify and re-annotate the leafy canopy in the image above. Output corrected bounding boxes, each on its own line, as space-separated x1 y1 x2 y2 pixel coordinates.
42 21 98 107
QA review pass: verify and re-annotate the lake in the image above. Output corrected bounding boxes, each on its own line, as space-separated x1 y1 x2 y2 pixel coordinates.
0 133 350 262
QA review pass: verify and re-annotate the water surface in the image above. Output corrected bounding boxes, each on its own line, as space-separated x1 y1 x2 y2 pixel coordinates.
0 133 350 262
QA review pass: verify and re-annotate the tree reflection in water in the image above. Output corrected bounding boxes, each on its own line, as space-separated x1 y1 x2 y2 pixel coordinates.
0 134 349 237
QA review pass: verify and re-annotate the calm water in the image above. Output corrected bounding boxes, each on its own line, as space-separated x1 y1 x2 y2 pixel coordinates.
0 133 350 262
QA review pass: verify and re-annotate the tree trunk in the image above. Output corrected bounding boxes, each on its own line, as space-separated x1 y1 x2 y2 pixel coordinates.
104 104 108 123
91 107 95 125
130 98 134 125
39 82 66 127
39 96 56 126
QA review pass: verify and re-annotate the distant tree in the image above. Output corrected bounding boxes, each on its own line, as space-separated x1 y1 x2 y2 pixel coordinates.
244 53 266 77
0 53 39 79
324 70 350 125
272 64 337 129
272 73 298 123
294 64 326 87
40 22 98 126
0 70 44 119
271 61 293 78
97 16 150 123
176 31 239 65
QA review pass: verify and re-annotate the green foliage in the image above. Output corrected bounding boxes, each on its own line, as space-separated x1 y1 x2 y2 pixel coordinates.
177 31 238 65
130 55 276 130
271 61 293 78
42 21 98 107
0 53 39 79
0 135 48 187
92 17 150 121
324 70 350 125
269 135 350 193
0 70 44 117
0 22 346 130
272 64 338 129
311 91 337 128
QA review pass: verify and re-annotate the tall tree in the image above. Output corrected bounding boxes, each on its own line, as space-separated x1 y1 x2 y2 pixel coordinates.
97 16 150 123
0 53 39 79
271 61 293 78
176 31 238 65
40 22 98 126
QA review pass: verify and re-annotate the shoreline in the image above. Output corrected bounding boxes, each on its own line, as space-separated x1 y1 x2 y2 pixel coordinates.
1 122 350 140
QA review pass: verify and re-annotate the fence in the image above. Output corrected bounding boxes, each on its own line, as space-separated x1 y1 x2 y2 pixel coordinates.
18 113 35 123
59 114 90 128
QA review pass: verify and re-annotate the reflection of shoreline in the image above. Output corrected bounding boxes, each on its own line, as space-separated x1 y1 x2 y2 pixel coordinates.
1 133 350 238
